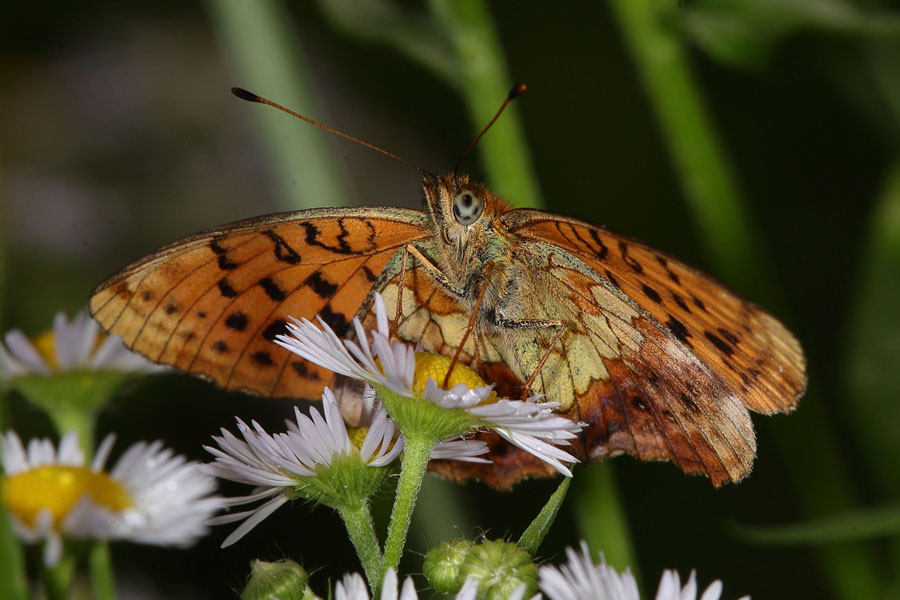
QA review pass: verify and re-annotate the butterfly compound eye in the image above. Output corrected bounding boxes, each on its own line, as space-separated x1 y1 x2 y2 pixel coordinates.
451 190 485 226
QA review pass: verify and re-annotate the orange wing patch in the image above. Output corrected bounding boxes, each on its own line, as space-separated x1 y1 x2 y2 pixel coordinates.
90 208 431 399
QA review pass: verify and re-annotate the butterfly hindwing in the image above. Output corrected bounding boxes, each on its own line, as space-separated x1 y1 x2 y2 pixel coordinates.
90 207 431 398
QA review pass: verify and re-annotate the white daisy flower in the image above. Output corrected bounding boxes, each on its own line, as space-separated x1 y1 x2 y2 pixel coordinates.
204 388 404 547
0 430 222 566
0 310 162 378
275 294 582 475
538 542 748 600
334 568 481 600
654 568 748 600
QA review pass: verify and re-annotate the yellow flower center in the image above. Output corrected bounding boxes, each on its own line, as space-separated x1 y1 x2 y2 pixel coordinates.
2 466 134 527
347 426 369 449
412 354 498 404
32 329 58 370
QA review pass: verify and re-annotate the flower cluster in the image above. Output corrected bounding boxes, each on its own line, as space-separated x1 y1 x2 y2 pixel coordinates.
1 430 222 565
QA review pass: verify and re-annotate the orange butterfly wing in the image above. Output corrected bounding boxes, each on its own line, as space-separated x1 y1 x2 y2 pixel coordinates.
90 207 431 399
492 209 806 486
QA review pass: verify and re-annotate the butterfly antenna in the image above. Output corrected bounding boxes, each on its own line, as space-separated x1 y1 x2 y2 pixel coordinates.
231 87 429 174
453 83 527 177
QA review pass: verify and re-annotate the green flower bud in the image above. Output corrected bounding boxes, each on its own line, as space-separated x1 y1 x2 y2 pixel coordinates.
241 559 312 600
424 538 476 593
460 539 537 600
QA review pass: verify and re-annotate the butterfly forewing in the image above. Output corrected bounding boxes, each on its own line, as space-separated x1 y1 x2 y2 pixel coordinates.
90 207 431 398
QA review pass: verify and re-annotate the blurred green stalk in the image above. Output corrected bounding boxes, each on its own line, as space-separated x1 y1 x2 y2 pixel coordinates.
845 159 900 593
574 464 637 577
206 0 351 210
426 0 542 208
609 1 883 597
0 160 28 600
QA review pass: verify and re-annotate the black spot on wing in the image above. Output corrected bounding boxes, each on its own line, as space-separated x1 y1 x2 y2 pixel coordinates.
212 340 229 353
718 328 739 345
665 315 691 346
291 361 321 380
263 230 301 264
672 292 691 313
304 271 338 298
604 269 620 289
618 241 643 274
225 312 248 332
218 279 238 298
217 254 238 270
251 351 275 367
641 284 662 304
704 331 735 356
261 320 289 342
319 305 349 336
300 219 376 255
692 295 707 312
258 277 287 302
589 229 609 260
165 302 178 315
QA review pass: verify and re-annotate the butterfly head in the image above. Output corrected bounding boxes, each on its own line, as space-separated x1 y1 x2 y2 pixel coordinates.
422 173 514 283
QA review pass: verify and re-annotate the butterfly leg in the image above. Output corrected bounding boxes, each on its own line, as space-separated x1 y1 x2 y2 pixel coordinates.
390 246 411 339
404 245 465 296
493 315 566 400
444 260 496 387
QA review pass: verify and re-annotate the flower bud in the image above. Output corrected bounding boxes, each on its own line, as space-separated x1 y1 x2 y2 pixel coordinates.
241 559 312 600
424 538 476 593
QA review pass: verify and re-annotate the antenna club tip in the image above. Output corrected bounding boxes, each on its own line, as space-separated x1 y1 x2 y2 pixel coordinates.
231 87 260 102
509 83 527 99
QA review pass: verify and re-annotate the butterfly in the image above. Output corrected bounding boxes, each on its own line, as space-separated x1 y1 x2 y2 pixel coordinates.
89 90 806 491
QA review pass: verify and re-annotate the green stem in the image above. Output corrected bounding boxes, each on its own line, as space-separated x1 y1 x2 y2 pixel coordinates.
573 464 637 579
48 406 95 458
0 500 28 600
382 433 434 576
42 556 75 600
427 0 543 209
89 541 116 600
339 502 384 593
610 0 766 295
206 0 351 210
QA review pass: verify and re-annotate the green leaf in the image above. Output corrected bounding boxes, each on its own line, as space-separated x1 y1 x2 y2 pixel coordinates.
679 0 900 69
517 476 570 556
731 504 900 545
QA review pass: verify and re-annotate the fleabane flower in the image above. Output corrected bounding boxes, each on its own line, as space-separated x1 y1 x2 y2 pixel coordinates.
0 310 160 378
204 388 403 547
274 294 583 476
334 568 484 600
537 542 749 600
0 430 222 566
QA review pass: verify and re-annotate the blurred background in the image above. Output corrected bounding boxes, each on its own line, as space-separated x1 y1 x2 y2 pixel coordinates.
2 0 899 598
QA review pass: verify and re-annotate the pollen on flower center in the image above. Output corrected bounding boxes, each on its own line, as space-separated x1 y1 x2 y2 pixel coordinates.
32 329 58 370
3 465 134 527
412 354 498 404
